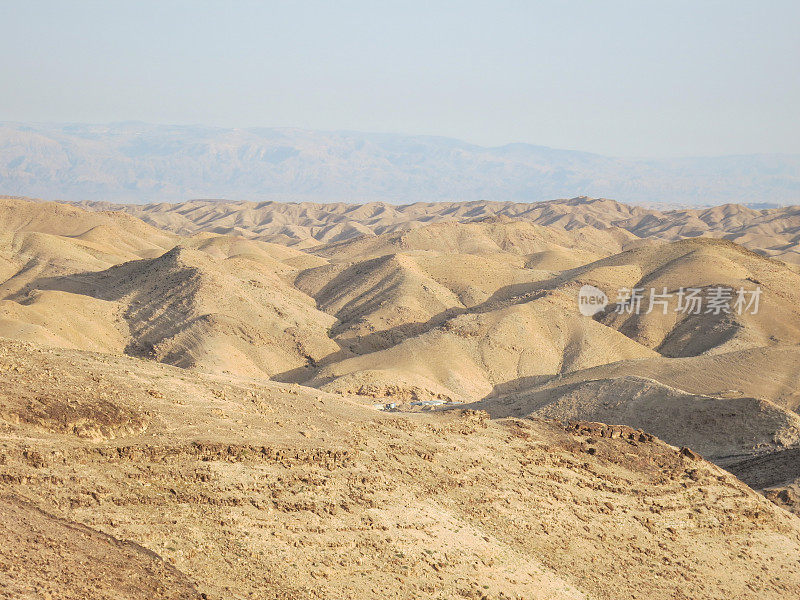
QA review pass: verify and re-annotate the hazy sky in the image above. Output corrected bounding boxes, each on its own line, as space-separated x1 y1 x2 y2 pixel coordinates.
1 0 798 157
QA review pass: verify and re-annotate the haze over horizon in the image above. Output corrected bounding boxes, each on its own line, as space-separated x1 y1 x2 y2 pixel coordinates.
9 118 800 160
3 120 799 205
2 1 799 157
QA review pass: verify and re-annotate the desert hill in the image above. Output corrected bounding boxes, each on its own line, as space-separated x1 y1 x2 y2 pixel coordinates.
0 198 341 374
0 197 177 297
2 339 800 599
309 218 642 264
294 253 468 355
622 203 800 264
483 344 800 410
289 235 800 407
1 197 800 598
457 340 800 510
307 291 657 402
290 219 615 356
2 197 799 414
460 375 800 461
3 255 338 378
71 195 800 264
524 237 800 356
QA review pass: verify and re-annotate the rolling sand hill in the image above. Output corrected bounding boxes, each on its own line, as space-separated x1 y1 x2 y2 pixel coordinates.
526 237 800 356
307 292 657 402
73 196 800 264
0 198 338 376
2 197 800 598
1 198 798 403
309 218 643 265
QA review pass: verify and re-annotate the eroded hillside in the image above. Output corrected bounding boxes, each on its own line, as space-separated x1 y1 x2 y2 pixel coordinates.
2 340 800 599
1 197 800 598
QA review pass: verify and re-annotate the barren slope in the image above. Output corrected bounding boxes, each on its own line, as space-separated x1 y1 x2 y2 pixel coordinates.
0 199 338 377
310 218 640 265
1 198 800 598
462 375 800 461
491 345 800 411
527 238 800 356
73 196 800 264
0 197 177 299
309 292 657 402
2 340 800 600
294 249 560 356
6 245 337 377
0 496 202 600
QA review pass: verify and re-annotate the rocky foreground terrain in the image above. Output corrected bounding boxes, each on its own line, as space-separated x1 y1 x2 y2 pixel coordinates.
3 340 800 599
1 195 800 598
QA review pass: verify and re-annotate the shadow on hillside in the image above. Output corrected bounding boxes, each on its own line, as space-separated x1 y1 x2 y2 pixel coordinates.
7 269 120 303
272 283 556 383
486 374 560 398
13 264 570 387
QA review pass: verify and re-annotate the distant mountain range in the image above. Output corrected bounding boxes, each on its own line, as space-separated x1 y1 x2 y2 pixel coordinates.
1 121 799 205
